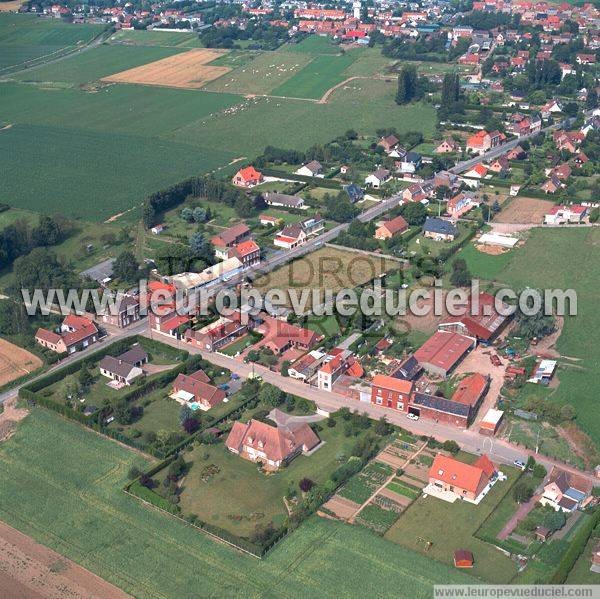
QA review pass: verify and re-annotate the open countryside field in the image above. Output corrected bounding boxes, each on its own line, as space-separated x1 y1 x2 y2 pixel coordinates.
2 73 435 218
281 36 342 55
206 50 313 95
460 227 600 448
103 48 230 90
272 51 359 100
0 122 236 220
0 410 477 598
0 13 104 74
108 28 202 48
13 43 187 86
0 338 42 386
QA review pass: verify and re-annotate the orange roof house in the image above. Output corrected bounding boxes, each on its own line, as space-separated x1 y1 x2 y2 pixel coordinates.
171 370 226 411
428 454 496 501
371 374 414 411
232 166 263 188
466 130 491 154
375 215 409 240
454 550 474 568
225 419 320 470
35 314 98 355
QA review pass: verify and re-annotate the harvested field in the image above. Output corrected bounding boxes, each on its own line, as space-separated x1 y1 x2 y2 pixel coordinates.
0 398 28 443
0 338 42 386
494 196 555 225
0 0 23 12
102 48 230 89
254 247 398 310
0 520 130 599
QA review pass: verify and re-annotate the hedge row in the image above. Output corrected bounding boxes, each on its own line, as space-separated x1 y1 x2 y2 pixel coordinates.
550 509 600 584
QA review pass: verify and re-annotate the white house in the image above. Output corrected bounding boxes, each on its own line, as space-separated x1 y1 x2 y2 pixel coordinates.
365 168 391 188
295 160 323 178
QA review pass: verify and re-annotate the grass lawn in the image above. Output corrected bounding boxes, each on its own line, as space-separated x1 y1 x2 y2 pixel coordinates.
281 36 342 55
220 335 256 356
177 421 372 537
271 51 360 100
566 525 600 584
108 29 202 48
0 409 478 598
385 470 520 584
0 13 104 74
483 228 600 450
205 50 313 95
14 43 186 86
457 242 515 281
304 313 343 337
407 223 471 259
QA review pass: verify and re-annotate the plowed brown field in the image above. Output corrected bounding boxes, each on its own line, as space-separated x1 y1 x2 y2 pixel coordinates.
102 48 230 89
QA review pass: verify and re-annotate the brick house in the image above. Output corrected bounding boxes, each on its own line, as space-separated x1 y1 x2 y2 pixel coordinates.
225 419 320 470
171 369 226 411
98 295 141 328
428 454 496 501
35 314 98 355
231 166 263 188
370 374 413 411
375 215 409 240
211 223 251 260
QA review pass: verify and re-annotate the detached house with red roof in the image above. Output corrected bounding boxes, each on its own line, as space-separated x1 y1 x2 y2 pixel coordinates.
466 130 491 155
231 166 263 188
428 454 497 502
375 215 409 240
225 419 320 470
211 223 251 260
35 315 98 355
171 369 226 411
544 204 588 225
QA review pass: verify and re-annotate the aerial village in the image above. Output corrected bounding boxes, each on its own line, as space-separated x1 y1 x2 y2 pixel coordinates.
1 0 600 589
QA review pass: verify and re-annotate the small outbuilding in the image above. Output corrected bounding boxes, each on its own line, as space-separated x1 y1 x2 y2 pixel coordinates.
453 550 474 568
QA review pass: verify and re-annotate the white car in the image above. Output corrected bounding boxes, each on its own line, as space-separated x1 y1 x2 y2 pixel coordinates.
407 413 419 421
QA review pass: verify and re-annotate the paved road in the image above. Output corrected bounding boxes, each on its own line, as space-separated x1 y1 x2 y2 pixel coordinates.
0 319 147 405
147 331 599 485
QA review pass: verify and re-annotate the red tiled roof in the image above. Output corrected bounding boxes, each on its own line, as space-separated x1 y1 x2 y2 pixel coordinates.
414 331 473 373
236 166 262 183
429 454 491 494
379 215 409 235
225 419 320 463
371 374 413 394
235 239 260 258
173 372 225 407
451 373 487 406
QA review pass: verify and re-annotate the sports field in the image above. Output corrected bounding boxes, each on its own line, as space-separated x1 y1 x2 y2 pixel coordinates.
13 43 186 85
0 13 104 74
0 409 477 597
103 48 230 90
282 35 343 55
271 51 359 99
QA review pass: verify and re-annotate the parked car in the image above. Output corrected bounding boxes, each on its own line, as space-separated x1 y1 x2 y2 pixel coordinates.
218 383 229 391
407 413 420 421
513 459 527 471
230 373 240 380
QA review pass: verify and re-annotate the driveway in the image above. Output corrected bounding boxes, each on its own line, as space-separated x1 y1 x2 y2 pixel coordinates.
268 408 326 427
497 493 541 541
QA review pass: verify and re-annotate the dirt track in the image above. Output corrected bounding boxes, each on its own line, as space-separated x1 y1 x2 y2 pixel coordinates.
0 521 130 599
103 48 230 89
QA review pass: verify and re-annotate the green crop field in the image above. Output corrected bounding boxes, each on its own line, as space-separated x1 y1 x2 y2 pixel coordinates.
460 227 600 449
0 410 477 597
282 36 343 55
205 50 313 95
0 122 236 220
0 13 105 74
108 29 202 48
13 43 186 85
271 52 359 99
